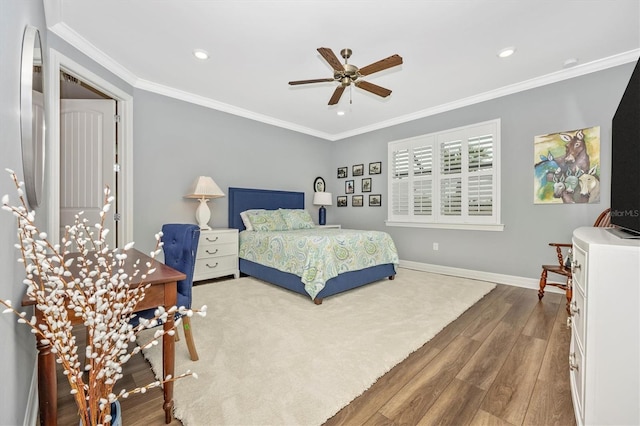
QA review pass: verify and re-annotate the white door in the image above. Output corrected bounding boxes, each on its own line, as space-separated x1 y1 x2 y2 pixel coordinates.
60 99 117 248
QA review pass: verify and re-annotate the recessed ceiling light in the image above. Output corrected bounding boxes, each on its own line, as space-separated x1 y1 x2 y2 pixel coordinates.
337 111 345 116
193 49 209 60
497 47 516 58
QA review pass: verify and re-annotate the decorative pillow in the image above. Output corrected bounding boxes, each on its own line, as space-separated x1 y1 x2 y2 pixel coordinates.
245 209 288 231
279 209 315 230
240 210 255 231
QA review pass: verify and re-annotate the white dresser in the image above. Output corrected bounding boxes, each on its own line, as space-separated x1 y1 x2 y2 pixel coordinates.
569 227 640 426
193 228 239 281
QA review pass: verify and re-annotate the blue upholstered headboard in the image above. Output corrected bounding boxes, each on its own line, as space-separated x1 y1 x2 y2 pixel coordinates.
228 187 305 231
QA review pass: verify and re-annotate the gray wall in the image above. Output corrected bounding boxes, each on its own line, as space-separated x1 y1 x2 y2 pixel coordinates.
132 90 332 254
0 1 47 424
329 63 636 280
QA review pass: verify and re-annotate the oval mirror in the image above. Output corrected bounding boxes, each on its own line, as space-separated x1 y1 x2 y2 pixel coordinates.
20 26 45 209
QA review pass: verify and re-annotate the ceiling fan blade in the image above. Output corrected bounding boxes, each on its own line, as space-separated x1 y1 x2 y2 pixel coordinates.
328 85 346 105
288 78 335 85
358 54 403 76
355 80 392 98
317 47 345 72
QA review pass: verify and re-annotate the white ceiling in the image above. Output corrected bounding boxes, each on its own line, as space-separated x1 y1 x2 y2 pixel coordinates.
45 1 640 141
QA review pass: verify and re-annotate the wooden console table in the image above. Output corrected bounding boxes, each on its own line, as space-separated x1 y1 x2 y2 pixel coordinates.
22 249 186 425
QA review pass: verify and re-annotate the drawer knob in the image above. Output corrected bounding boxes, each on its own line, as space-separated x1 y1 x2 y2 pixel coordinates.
206 236 219 242
571 260 581 273
569 352 579 371
206 262 219 269
570 300 580 316
206 249 219 255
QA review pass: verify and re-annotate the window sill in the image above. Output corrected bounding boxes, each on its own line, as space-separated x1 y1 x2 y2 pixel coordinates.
385 220 505 232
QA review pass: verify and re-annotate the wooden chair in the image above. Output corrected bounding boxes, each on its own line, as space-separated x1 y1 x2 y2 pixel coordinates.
538 208 611 311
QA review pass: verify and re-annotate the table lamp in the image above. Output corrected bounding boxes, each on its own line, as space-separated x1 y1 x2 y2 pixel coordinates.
313 192 333 226
184 176 225 230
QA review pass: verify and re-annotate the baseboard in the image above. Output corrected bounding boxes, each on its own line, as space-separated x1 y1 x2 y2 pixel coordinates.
398 260 564 294
24 361 38 426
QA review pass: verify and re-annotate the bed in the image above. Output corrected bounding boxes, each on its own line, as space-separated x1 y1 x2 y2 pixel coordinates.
228 187 398 304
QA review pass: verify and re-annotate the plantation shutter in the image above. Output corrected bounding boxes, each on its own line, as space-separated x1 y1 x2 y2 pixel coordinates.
387 119 500 228
391 148 409 216
413 145 433 216
468 134 494 216
440 139 463 217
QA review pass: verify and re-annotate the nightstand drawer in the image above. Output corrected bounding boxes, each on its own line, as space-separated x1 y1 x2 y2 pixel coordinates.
197 242 236 259
194 254 237 278
199 230 237 246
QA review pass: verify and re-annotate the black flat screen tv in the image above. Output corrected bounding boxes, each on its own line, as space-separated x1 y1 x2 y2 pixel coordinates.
611 58 640 238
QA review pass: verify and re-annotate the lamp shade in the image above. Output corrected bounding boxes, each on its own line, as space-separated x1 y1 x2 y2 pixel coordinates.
185 176 225 199
313 192 333 206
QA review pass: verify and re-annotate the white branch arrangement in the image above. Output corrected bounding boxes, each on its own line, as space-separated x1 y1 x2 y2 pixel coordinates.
0 169 206 426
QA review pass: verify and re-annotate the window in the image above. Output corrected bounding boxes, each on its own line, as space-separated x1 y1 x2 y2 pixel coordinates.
387 119 503 231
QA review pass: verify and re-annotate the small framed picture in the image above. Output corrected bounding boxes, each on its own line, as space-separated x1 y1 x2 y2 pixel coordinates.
369 194 382 207
337 167 348 179
352 164 364 176
345 180 354 194
352 195 363 207
362 178 372 193
313 176 325 192
337 196 347 207
369 162 382 175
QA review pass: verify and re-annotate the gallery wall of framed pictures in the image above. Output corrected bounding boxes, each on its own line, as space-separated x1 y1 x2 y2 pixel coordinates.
337 161 382 207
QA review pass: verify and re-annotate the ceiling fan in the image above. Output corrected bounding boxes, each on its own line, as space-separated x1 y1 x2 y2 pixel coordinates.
288 47 403 105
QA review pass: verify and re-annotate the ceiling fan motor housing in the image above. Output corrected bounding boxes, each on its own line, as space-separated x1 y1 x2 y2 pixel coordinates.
335 64 360 85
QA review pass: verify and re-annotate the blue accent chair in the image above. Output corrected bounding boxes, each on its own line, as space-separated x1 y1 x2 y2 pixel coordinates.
134 224 201 360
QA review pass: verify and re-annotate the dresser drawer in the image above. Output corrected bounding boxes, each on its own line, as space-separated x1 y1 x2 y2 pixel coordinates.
571 285 586 348
569 331 585 424
571 243 587 294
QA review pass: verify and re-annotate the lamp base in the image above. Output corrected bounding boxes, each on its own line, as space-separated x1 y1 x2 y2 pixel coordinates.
195 198 212 230
319 206 326 226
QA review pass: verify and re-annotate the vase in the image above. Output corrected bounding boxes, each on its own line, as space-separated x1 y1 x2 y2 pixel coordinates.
79 400 122 426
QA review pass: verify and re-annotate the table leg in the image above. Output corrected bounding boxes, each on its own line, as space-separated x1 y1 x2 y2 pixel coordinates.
162 283 177 423
36 324 57 426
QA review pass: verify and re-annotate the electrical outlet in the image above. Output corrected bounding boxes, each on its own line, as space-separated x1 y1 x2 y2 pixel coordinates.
433 242 439 251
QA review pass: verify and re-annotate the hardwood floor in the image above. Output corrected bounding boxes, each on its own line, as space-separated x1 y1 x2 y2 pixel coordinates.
324 284 576 426
56 284 575 425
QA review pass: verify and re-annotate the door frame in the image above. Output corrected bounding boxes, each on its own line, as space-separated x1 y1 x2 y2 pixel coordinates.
46 49 134 246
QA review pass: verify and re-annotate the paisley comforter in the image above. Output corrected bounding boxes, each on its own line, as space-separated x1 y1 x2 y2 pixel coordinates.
239 228 399 299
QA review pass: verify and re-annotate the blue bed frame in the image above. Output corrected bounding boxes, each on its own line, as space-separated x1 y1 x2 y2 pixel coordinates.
228 187 396 304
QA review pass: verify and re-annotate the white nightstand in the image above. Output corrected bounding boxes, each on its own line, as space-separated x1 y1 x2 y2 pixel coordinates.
316 224 341 229
193 228 239 281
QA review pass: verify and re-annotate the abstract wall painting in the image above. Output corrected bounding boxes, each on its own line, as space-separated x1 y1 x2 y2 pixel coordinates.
533 126 600 204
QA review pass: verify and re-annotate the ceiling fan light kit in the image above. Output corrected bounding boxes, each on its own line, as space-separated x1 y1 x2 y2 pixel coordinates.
289 47 403 105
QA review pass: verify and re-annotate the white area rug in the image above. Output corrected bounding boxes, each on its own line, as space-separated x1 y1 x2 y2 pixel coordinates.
138 268 496 426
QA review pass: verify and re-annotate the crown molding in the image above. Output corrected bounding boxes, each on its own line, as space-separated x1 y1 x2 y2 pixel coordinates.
47 22 139 86
333 49 640 141
135 79 332 141
45 19 640 142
